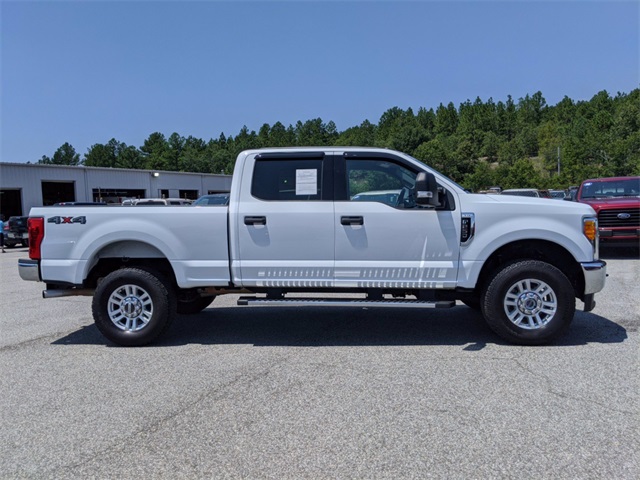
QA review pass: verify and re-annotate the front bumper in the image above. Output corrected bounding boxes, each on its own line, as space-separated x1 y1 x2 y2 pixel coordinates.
581 260 607 295
599 228 640 240
18 259 41 282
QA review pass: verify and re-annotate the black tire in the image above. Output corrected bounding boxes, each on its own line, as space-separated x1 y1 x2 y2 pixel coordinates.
177 296 215 315
481 260 575 345
92 268 176 346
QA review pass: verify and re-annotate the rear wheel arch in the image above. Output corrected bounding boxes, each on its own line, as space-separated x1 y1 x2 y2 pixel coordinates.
83 240 177 289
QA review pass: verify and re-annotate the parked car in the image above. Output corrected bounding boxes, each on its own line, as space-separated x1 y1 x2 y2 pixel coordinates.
134 198 193 206
192 193 230 206
4 216 29 248
53 202 108 206
576 176 640 246
549 189 568 200
350 190 401 207
500 188 542 198
565 187 579 201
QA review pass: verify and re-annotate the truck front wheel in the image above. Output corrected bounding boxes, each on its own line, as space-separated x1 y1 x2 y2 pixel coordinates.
92 268 176 346
482 260 575 345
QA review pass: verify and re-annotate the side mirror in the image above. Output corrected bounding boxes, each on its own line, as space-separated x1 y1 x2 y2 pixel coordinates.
415 172 441 207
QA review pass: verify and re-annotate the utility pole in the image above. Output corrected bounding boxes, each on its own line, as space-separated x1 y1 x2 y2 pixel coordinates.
557 146 561 176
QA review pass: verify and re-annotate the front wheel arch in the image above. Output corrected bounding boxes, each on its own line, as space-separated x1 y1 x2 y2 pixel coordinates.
475 239 584 300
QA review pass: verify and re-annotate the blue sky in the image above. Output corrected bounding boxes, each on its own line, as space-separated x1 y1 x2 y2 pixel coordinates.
1 0 638 163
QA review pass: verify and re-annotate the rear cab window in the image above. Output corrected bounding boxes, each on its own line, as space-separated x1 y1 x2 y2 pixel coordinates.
251 155 327 201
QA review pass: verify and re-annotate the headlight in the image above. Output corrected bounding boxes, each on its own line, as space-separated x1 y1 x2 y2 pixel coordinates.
583 216 598 258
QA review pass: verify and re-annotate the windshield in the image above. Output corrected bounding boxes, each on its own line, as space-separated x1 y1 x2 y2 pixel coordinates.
580 178 640 199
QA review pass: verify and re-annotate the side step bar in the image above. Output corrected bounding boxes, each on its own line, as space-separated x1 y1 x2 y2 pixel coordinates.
237 297 455 309
43 289 94 299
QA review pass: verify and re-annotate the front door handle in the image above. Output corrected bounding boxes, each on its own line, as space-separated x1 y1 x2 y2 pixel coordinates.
341 216 364 226
244 216 267 225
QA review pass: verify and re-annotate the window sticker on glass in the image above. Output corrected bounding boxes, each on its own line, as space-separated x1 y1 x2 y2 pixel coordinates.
296 169 318 195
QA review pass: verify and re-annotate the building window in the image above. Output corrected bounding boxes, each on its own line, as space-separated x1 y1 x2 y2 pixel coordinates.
178 190 199 200
42 181 75 206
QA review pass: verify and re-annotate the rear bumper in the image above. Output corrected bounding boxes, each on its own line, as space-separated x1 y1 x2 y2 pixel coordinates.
581 260 607 295
7 232 28 240
18 259 41 282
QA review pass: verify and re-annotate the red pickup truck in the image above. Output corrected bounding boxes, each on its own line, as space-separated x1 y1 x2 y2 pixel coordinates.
576 176 640 246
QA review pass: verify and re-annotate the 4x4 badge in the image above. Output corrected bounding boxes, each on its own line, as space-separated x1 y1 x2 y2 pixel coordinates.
48 216 86 225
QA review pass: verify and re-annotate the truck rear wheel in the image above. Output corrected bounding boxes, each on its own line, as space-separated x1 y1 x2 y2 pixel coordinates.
481 260 575 345
92 268 176 346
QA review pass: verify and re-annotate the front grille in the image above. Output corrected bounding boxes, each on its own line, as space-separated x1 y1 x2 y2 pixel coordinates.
598 207 640 228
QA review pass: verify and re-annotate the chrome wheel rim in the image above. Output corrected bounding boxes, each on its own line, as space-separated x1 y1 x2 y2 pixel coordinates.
108 284 153 332
503 279 557 330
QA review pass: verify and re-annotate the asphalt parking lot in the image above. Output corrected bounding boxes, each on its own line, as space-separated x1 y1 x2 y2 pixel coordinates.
1 246 638 479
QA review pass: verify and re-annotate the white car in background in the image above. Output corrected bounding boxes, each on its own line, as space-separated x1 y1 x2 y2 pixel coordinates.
129 198 192 205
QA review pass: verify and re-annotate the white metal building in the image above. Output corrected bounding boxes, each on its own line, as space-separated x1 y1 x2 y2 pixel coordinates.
0 163 232 217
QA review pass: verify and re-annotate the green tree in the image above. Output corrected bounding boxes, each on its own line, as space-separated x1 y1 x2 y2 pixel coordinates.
294 118 337 146
84 142 116 167
32 87 640 185
115 144 142 169
376 107 428 153
434 102 458 136
497 95 517 141
503 158 542 189
179 136 208 172
480 131 500 159
336 120 377 146
141 132 169 170
538 121 562 178
268 122 296 147
413 135 465 180
416 107 436 142
463 160 496 192
517 91 547 127
39 143 80 165
205 139 234 174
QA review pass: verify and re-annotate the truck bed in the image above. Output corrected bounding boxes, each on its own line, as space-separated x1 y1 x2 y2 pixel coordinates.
30 205 231 288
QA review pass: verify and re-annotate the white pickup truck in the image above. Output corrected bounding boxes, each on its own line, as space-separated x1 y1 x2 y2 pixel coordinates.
19 147 607 346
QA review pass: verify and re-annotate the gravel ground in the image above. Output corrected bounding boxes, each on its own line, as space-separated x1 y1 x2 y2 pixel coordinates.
0 246 638 479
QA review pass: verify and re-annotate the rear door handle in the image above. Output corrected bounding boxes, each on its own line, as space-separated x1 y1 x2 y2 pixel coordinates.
341 216 364 226
244 216 267 225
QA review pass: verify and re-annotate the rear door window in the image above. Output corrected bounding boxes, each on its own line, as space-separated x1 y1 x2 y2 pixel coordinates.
252 158 324 201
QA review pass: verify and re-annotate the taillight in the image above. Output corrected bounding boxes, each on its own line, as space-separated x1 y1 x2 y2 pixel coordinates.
28 217 44 260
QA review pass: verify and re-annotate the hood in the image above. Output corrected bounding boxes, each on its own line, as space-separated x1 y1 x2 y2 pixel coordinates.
579 197 640 211
464 193 595 216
